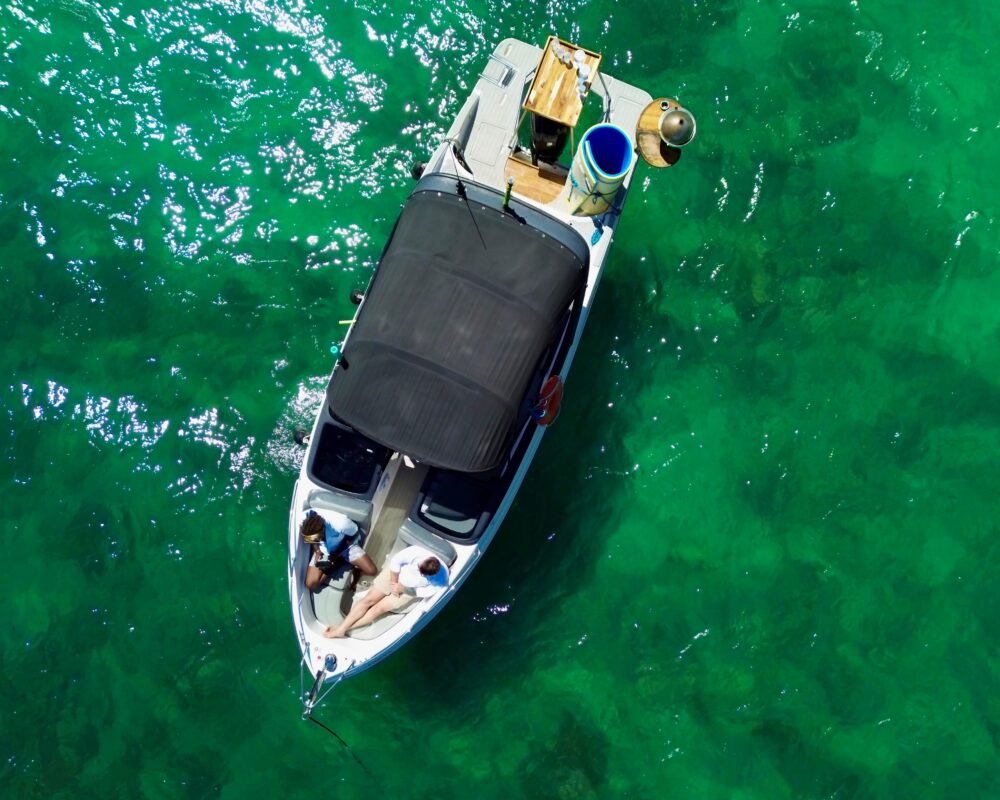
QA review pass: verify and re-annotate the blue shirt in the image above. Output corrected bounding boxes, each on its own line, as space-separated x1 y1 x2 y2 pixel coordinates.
315 511 359 557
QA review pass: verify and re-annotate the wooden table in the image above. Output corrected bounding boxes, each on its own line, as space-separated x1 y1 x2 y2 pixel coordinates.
522 36 601 128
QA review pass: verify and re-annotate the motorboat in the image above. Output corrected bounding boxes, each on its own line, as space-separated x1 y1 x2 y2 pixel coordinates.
289 36 695 713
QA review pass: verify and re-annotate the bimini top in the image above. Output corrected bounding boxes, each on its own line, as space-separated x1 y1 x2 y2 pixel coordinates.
326 177 588 473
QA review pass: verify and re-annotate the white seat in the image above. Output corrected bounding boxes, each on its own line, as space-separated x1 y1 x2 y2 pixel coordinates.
397 518 457 565
305 488 373 529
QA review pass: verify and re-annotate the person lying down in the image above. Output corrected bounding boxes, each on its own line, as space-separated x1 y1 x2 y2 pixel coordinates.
324 545 449 638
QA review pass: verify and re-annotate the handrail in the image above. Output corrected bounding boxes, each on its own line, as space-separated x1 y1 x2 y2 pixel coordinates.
479 52 516 88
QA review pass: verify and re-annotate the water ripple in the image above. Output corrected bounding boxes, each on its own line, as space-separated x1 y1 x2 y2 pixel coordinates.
19 378 170 451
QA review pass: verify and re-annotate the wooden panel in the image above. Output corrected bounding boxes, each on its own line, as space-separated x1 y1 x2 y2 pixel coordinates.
523 36 601 129
505 156 566 205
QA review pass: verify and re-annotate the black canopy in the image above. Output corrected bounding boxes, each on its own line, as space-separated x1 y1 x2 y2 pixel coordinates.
326 180 587 472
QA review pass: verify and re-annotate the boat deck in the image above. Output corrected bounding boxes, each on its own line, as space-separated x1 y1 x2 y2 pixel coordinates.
446 38 653 206
311 454 427 641
504 153 567 204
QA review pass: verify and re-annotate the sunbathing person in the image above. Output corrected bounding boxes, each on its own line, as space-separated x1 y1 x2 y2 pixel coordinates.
324 545 449 637
301 511 377 593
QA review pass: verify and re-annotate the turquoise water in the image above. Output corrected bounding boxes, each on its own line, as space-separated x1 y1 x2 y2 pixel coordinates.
2 1 998 797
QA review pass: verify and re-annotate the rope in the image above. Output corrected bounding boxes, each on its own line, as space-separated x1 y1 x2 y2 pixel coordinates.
597 72 612 121
567 169 618 215
306 714 381 785
442 137 473 175
447 145 488 250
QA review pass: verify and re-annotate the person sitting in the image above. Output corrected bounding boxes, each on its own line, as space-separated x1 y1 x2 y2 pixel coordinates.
300 510 377 593
324 545 450 637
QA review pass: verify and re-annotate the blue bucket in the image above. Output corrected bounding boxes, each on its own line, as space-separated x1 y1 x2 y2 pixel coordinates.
582 124 634 179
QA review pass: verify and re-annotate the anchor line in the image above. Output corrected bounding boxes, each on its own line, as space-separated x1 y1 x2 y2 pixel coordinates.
306 714 381 785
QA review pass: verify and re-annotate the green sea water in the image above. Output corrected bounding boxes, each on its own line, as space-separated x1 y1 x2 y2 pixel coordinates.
2 1 998 797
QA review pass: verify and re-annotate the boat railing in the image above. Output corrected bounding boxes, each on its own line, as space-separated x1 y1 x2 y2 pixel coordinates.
479 52 517 88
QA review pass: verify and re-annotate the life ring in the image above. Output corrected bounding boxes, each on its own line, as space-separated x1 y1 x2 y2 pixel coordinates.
532 376 563 426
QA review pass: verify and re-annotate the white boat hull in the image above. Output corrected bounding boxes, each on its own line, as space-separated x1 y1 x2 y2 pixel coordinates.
289 37 652 700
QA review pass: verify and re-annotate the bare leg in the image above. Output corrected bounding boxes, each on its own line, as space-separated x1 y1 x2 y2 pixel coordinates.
305 544 330 593
344 595 405 631
305 564 330 593
349 553 377 576
325 589 386 638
